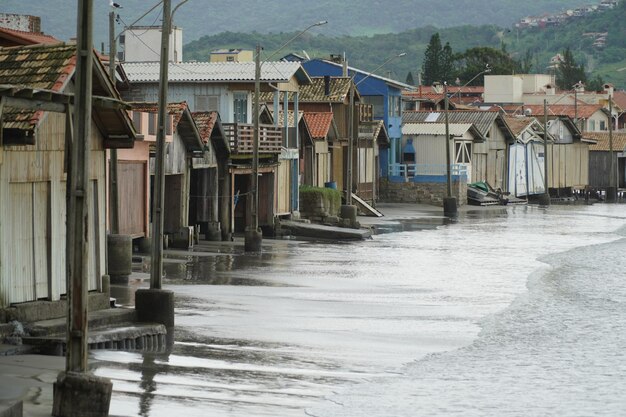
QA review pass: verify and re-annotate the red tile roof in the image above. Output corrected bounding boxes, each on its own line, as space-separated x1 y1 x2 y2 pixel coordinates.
613 91 626 111
522 104 605 119
584 131 626 151
129 101 189 126
303 112 334 139
0 27 62 47
192 111 219 143
0 44 76 131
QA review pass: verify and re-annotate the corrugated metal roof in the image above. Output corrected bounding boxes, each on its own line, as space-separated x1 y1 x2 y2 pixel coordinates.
123 61 310 84
402 122 475 136
403 110 501 137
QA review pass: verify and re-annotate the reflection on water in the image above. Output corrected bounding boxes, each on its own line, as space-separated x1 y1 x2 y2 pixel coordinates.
95 204 626 416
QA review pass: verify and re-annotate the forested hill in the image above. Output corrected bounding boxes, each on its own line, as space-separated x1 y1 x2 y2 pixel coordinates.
4 0 589 46
185 1 626 89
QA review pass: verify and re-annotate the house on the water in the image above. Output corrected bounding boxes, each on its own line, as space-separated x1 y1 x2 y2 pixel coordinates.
0 44 136 307
121 60 311 235
118 101 205 247
302 58 411 184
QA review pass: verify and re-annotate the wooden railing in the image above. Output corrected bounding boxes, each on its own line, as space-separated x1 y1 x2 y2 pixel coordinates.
223 123 283 155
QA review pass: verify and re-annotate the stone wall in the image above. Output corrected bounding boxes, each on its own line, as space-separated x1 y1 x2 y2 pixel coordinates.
379 176 467 206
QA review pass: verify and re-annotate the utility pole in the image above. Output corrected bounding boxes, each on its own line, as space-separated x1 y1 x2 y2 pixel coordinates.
347 81 355 205
53 0 113 414
607 95 617 202
540 99 551 206
244 43 263 252
108 10 119 234
135 0 175 330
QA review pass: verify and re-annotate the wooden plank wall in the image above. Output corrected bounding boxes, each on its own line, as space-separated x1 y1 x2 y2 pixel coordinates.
0 112 106 306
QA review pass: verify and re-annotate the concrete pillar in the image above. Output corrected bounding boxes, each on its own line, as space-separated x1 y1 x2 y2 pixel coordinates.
443 197 458 218
340 204 358 228
205 221 221 241
219 163 232 241
135 289 175 328
52 372 112 417
606 186 617 203
244 228 262 252
107 234 132 284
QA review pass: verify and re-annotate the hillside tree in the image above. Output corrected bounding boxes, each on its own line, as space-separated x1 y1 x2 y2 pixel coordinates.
556 47 587 90
422 33 456 85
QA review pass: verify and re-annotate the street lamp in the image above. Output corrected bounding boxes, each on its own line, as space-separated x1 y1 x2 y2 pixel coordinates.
455 64 491 104
245 20 328 252
347 52 406 207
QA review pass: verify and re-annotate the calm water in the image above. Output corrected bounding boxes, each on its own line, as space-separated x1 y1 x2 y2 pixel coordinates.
94 204 626 416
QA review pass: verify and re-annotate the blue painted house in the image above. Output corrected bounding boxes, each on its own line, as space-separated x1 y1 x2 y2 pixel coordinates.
302 58 413 179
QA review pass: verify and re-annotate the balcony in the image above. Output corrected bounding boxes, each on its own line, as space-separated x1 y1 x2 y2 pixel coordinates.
223 123 283 155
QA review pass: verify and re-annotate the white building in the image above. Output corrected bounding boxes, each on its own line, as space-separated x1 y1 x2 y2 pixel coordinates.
119 25 183 63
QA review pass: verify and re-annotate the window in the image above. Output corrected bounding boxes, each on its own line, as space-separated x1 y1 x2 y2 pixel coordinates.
195 95 220 112
147 113 172 135
148 113 156 135
388 95 400 117
226 56 235 62
455 142 472 164
233 92 248 123
362 96 384 119
132 111 142 132
589 120 596 131
600 120 606 131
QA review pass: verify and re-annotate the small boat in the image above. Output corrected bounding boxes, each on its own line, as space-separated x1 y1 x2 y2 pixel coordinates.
467 182 527 206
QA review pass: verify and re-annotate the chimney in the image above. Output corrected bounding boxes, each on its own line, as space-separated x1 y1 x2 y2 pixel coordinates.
342 53 348 77
604 83 614 96
544 84 556 95
324 76 331 96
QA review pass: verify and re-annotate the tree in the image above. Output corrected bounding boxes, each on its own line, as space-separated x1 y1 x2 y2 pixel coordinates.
422 33 442 85
586 74 605 92
454 47 520 85
441 42 455 82
406 71 415 86
556 47 587 90
422 33 456 85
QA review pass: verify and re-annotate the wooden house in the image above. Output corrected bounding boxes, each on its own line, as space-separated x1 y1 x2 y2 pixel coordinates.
123 102 204 247
584 131 626 190
402 111 516 190
0 44 135 306
301 112 338 188
393 122 482 205
504 116 550 197
357 120 389 202
302 59 412 182
122 61 311 235
522 112 595 194
191 111 230 241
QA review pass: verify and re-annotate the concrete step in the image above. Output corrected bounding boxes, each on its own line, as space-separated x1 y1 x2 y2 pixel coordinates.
0 400 22 417
23 322 167 356
27 307 137 337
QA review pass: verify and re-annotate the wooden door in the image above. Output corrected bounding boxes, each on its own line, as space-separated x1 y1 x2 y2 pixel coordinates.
119 161 147 237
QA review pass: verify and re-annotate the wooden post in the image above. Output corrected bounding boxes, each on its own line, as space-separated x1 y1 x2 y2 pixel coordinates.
108 10 120 233
53 1 114 415
541 99 551 206
66 0 94 375
150 0 171 289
